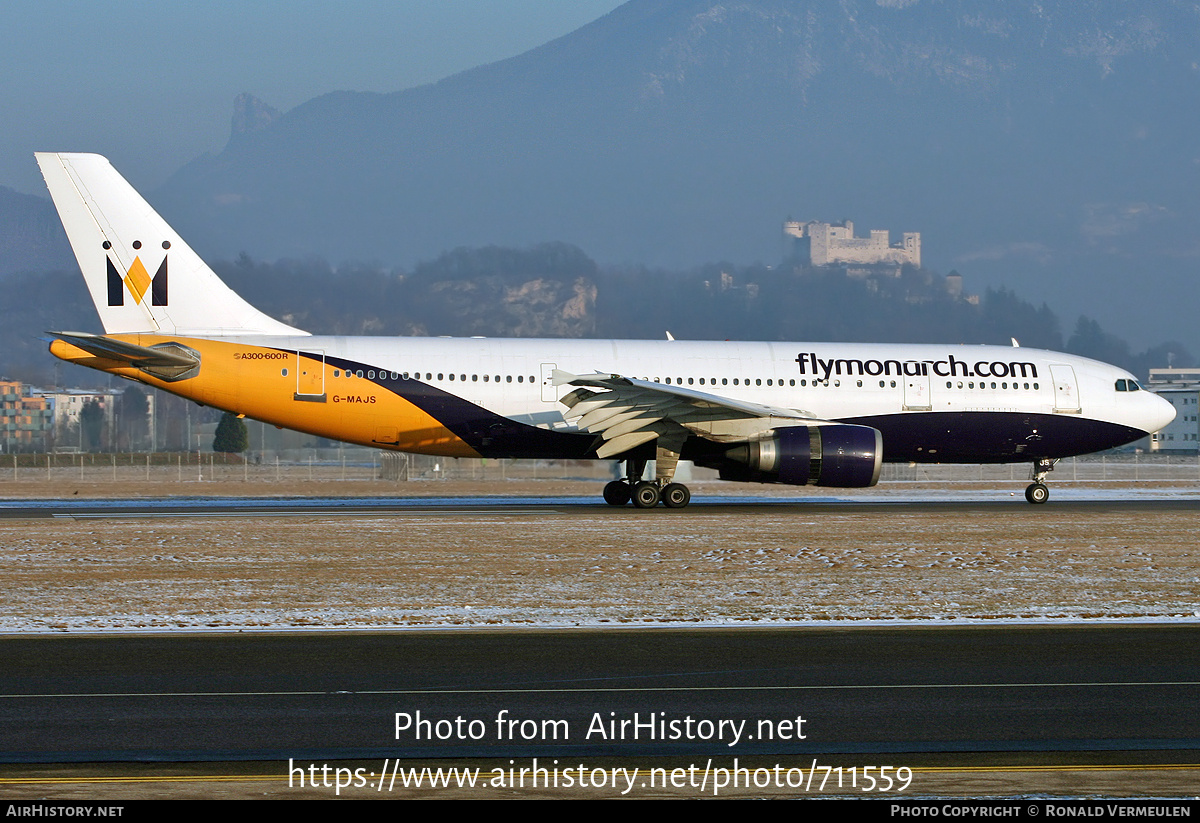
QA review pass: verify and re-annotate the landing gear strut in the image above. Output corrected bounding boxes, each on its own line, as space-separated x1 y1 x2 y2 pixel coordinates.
1024 458 1054 504
601 446 692 508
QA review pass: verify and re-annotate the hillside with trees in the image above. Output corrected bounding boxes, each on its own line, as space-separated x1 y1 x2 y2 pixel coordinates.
2 245 1187 391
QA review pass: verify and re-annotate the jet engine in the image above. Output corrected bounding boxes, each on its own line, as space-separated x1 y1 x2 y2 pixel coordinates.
720 424 883 488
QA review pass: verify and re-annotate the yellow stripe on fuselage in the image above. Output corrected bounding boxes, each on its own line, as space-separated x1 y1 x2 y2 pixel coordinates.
49 335 479 457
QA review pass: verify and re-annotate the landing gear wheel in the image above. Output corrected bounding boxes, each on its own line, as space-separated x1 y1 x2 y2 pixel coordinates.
631 481 661 509
1025 483 1049 504
603 480 631 506
661 482 691 509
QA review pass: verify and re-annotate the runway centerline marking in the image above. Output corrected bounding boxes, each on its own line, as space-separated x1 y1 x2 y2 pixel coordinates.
5 680 1199 699
51 508 563 520
6 763 1199 787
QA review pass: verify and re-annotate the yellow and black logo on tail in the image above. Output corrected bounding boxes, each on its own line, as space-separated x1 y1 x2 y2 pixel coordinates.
107 254 167 306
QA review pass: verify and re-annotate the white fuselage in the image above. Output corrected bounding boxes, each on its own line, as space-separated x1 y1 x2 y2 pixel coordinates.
212 335 1173 461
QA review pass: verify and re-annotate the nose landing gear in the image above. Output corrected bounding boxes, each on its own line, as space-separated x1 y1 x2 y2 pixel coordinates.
1024 458 1055 504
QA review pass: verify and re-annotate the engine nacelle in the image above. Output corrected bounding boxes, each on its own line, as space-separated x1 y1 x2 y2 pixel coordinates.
720 424 883 488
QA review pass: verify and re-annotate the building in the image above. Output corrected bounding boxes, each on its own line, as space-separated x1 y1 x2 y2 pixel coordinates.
784 220 921 269
0 380 54 452
39 389 118 452
36 388 157 452
1145 369 1200 453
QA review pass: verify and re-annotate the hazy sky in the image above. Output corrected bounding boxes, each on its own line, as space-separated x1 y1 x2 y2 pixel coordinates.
2 1 623 195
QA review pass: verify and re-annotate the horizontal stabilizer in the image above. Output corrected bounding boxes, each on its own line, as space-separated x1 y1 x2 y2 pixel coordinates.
49 331 201 382
50 331 196 367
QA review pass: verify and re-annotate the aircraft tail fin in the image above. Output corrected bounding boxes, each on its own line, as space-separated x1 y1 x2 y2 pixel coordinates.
35 152 306 337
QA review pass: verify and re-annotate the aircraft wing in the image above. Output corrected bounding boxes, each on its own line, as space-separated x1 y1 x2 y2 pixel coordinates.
552 369 824 458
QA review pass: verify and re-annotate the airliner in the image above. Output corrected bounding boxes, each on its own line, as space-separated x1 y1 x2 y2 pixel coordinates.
36 153 1174 507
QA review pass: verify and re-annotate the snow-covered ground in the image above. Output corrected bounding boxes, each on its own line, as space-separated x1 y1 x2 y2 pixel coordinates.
2 484 1198 633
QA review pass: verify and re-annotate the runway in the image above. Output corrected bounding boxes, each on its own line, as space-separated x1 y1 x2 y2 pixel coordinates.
3 491 1198 795
2 493 1198 520
2 625 1199 763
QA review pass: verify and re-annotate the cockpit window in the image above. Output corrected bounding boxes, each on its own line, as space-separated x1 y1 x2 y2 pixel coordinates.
1115 379 1127 391
1115 379 1143 392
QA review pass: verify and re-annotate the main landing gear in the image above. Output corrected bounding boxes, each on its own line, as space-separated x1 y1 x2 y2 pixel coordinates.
602 454 692 509
1024 458 1054 504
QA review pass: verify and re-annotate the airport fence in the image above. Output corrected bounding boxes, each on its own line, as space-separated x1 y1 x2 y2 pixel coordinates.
1 451 1198 488
878 453 1200 483
0 450 621 486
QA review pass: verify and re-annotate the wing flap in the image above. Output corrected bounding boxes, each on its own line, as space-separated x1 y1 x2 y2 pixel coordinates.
595 429 662 459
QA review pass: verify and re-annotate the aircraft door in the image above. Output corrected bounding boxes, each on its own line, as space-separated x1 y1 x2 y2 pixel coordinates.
1050 364 1081 413
541 362 558 403
295 350 326 402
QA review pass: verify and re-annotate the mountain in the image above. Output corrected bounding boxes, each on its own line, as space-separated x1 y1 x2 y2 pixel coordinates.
64 2 1200 350
0 186 72 276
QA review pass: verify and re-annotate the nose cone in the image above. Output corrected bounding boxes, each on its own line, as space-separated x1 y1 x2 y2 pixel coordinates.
1145 391 1176 434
